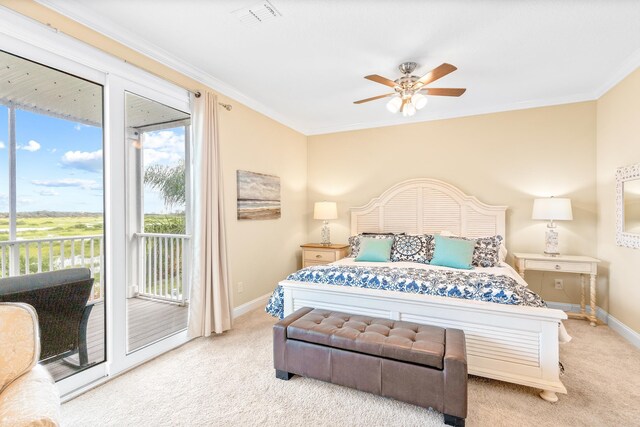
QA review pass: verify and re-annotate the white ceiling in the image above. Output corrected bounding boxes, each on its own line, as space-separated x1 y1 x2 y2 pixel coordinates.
39 0 640 135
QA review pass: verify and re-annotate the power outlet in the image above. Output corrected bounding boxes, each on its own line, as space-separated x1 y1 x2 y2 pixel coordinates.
554 279 563 290
238 282 244 293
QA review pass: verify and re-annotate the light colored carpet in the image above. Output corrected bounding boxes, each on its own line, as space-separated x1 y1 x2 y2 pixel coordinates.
62 309 640 427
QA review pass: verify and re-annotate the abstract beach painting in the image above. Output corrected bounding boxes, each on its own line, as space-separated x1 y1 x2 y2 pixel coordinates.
237 170 281 220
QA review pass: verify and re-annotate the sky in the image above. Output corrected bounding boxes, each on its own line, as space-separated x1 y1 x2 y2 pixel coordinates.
0 105 186 214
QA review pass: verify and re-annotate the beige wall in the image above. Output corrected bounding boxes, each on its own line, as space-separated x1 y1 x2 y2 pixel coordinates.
308 102 598 303
596 68 640 333
219 96 307 307
0 1 308 309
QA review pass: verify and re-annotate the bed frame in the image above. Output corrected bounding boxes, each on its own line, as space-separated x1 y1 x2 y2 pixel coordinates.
280 178 567 402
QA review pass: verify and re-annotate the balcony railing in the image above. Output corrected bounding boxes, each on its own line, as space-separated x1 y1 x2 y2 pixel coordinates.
0 235 104 301
0 233 190 305
135 233 190 305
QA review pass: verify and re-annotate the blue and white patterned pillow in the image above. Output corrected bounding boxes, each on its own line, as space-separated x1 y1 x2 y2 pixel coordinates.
348 233 398 258
472 235 503 267
391 234 435 264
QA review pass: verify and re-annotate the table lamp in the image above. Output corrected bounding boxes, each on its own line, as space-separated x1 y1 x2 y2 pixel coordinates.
314 201 337 245
532 197 573 256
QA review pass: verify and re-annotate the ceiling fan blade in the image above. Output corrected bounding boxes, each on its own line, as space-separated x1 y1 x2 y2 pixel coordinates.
421 88 467 97
365 74 398 88
353 93 395 104
412 63 457 89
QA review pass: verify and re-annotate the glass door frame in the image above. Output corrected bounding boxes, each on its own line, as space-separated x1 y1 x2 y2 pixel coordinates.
106 75 192 376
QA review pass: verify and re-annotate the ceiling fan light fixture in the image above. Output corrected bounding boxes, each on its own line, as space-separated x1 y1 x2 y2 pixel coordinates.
403 103 416 117
411 92 428 110
386 96 402 113
354 62 465 115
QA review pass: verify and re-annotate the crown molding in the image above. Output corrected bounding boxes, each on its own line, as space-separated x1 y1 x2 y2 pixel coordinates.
306 91 597 136
591 46 640 99
35 0 310 135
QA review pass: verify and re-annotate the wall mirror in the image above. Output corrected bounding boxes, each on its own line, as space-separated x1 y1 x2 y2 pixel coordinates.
616 163 640 248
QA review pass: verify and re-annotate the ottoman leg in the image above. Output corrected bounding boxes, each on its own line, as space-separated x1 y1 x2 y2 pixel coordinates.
275 369 293 380
444 414 465 427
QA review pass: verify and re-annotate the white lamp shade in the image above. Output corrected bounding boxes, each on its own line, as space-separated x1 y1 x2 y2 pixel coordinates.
402 102 416 117
532 197 573 221
386 96 402 113
411 92 428 110
314 202 337 220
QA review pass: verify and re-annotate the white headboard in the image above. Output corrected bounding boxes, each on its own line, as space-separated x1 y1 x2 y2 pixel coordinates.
351 178 507 238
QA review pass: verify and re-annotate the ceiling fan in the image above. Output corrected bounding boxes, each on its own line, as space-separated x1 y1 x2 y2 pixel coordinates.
354 62 466 116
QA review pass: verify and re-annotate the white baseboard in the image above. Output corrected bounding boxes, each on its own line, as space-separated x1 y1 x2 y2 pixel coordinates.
546 301 609 323
232 293 271 320
607 314 640 349
547 301 640 349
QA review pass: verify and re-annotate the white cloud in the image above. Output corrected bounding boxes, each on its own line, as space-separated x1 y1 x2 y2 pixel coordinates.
31 178 100 191
36 189 60 196
17 140 41 152
143 149 181 165
60 149 103 172
48 148 57 153
141 130 184 166
0 141 5 149
18 197 34 205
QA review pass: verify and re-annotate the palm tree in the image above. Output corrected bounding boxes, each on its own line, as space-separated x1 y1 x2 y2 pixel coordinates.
143 160 185 209
143 160 186 234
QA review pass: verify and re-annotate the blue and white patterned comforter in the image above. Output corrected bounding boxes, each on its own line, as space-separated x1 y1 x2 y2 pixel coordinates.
265 263 546 319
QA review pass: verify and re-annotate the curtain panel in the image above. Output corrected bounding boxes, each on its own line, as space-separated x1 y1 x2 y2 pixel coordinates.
188 91 232 337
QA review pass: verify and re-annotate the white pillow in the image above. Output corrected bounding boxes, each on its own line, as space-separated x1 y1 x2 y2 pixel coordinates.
499 243 508 263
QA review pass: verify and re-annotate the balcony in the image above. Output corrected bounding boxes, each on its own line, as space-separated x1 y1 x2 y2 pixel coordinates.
0 232 190 381
45 298 188 381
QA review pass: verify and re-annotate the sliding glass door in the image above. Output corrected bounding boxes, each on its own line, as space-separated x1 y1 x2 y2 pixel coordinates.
106 76 192 375
0 50 106 382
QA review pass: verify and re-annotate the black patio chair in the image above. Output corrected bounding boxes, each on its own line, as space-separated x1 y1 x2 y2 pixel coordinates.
0 268 95 367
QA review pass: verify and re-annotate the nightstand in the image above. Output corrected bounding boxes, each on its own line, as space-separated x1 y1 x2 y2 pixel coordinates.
513 253 601 326
301 243 349 268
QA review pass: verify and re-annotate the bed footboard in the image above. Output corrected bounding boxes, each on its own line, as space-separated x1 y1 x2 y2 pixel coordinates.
280 280 568 401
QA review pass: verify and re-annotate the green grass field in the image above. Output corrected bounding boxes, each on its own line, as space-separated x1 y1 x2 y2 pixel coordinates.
0 214 185 241
0 216 104 241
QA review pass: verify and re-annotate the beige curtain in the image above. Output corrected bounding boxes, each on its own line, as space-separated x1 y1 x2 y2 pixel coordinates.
188 91 232 337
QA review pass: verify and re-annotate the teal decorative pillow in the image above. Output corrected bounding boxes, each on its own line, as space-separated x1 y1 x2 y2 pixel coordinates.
348 233 400 258
355 237 394 262
430 235 476 269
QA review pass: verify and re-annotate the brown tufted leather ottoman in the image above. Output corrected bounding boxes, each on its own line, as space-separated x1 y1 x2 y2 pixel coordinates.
273 307 468 426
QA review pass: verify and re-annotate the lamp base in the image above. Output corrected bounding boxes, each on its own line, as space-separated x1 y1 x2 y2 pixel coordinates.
320 221 331 245
544 225 560 256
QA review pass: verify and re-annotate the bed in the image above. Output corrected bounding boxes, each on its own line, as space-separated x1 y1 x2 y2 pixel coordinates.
270 178 568 402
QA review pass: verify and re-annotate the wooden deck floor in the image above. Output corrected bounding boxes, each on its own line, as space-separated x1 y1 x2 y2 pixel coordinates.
44 297 188 381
